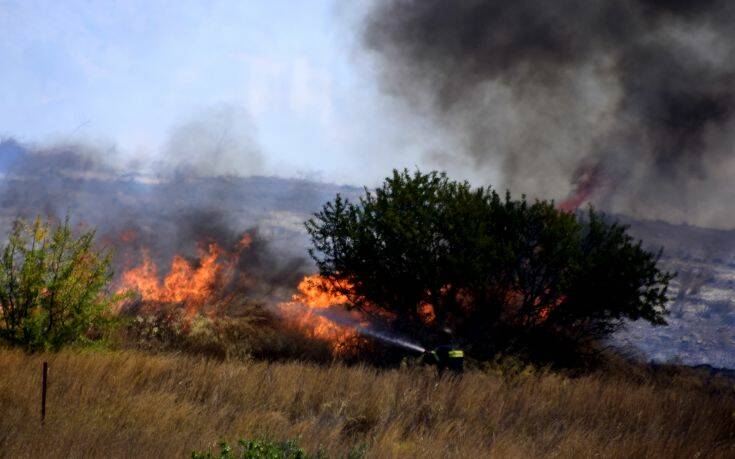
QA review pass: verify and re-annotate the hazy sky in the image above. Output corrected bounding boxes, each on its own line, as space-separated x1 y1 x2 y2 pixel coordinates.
0 0 459 185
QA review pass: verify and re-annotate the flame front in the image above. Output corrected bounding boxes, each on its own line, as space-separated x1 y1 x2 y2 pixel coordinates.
117 234 363 352
119 243 228 317
290 275 353 309
279 274 363 352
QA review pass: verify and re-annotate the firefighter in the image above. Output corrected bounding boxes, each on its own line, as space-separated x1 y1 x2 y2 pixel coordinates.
425 328 464 375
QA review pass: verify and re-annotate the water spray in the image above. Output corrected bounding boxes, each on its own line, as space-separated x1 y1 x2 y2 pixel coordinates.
315 308 425 353
355 326 425 353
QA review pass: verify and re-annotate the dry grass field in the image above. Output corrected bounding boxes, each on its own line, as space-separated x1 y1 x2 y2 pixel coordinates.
1 348 734 458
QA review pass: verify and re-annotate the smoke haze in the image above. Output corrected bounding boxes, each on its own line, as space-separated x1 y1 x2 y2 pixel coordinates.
363 0 735 228
0 134 326 301
161 105 264 178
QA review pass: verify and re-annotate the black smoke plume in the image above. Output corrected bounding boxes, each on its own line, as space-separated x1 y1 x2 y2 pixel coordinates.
364 0 735 228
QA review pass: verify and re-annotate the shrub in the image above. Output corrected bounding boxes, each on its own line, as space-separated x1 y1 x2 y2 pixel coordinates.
192 439 307 459
0 216 123 351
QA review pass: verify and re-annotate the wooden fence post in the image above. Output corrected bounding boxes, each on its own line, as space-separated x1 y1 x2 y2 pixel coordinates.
41 361 48 425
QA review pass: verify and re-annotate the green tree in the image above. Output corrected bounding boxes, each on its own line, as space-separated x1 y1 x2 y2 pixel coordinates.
306 170 673 364
0 216 122 351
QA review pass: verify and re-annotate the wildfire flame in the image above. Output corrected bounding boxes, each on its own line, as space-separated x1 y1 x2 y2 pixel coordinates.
278 274 364 352
289 275 353 309
115 225 562 354
558 164 601 212
117 234 364 352
419 302 436 325
503 288 564 325
118 242 232 317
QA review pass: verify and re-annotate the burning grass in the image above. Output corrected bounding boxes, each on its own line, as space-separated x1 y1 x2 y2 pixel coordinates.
117 240 241 319
120 309 334 363
277 275 366 354
115 273 361 363
115 235 366 358
1 348 733 458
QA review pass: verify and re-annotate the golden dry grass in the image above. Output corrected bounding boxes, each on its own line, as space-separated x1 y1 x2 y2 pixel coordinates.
1 349 734 458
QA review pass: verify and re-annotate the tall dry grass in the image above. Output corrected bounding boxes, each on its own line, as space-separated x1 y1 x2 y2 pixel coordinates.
0 348 733 458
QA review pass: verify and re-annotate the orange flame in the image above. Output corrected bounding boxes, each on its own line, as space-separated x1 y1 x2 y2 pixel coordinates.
290 275 353 308
118 243 228 317
279 275 363 352
419 302 436 325
558 164 601 212
503 288 564 325
238 233 253 249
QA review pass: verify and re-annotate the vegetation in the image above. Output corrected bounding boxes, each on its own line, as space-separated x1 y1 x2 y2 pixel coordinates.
0 216 122 351
192 438 307 459
122 305 333 363
0 183 715 458
307 169 674 364
1 349 733 458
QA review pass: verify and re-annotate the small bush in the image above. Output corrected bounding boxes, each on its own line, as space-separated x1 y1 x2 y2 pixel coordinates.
192 439 307 459
0 216 124 351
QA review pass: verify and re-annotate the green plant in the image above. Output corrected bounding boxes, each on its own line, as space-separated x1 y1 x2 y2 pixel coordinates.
192 439 307 459
346 443 368 459
0 215 124 351
306 169 674 365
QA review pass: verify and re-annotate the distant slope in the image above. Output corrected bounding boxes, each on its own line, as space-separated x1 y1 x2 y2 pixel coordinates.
621 215 735 264
0 142 733 367
615 216 735 368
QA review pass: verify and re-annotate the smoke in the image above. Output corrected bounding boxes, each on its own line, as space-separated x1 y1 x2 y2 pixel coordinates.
0 131 310 301
363 0 735 228
160 105 264 178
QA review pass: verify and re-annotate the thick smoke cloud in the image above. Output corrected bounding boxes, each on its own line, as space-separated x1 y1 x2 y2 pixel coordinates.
364 0 735 228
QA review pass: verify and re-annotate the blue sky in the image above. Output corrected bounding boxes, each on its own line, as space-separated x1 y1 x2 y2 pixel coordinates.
0 0 458 185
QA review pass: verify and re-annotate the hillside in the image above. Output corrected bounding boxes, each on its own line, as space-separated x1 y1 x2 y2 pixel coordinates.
1 140 734 367
1 349 733 458
615 217 735 368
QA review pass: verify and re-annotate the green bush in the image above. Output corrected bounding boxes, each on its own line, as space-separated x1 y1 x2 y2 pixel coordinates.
192 439 306 459
192 438 367 459
0 216 124 351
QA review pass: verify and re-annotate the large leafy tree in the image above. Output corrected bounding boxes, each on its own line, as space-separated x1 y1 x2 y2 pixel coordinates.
306 170 673 363
0 216 122 351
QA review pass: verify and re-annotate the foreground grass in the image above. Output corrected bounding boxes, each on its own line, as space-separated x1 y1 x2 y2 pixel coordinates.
0 349 734 458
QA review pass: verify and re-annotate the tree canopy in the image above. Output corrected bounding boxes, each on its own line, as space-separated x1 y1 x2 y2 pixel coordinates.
306 170 673 364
